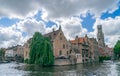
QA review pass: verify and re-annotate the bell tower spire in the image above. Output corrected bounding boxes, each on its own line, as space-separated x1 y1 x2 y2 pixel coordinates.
97 25 105 47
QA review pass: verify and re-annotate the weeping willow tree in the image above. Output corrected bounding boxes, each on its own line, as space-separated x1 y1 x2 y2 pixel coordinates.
29 32 54 66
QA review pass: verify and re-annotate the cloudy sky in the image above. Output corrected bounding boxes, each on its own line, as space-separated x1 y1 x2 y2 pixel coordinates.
0 0 120 48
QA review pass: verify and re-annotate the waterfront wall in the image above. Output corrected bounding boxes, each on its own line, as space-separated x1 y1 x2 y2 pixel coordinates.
54 59 71 65
54 59 82 65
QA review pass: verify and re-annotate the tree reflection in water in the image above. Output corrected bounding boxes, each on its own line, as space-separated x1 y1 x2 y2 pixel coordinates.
0 62 119 76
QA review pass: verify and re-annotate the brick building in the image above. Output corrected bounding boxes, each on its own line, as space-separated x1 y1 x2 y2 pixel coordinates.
70 35 90 63
23 38 31 60
89 38 100 61
24 26 70 60
44 26 70 58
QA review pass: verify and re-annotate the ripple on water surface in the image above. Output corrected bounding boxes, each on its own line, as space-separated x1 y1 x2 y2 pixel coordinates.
0 62 120 76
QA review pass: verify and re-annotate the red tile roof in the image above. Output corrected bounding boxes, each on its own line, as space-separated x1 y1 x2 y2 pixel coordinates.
70 37 87 44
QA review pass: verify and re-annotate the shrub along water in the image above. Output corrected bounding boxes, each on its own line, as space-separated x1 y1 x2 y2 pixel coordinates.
99 56 111 63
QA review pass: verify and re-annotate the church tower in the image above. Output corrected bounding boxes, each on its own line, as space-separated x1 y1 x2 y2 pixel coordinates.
97 25 105 47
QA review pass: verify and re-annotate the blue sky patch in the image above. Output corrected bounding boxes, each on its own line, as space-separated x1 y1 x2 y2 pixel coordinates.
44 20 57 28
80 13 96 32
22 32 28 37
33 10 56 27
101 6 120 19
0 17 19 27
34 10 42 21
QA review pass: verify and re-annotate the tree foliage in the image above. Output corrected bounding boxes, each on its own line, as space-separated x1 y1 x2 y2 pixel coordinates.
29 32 54 66
99 56 111 63
114 40 120 59
0 48 5 61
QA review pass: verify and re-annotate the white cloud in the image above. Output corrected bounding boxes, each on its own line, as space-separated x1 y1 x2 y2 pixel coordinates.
0 0 119 48
0 0 118 19
0 0 39 18
105 35 120 48
55 17 88 40
0 25 25 48
37 0 118 19
0 18 51 48
17 18 46 37
93 16 120 47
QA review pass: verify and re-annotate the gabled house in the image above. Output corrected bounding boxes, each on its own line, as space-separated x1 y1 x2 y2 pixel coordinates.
23 38 31 60
70 35 90 63
89 38 100 61
23 26 70 60
5 46 17 57
69 47 82 64
16 45 24 58
44 26 70 58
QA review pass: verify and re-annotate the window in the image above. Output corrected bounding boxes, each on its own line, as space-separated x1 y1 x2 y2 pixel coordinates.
63 44 65 49
26 51 27 57
59 50 62 55
60 37 62 40
77 55 79 58
66 45 68 49
60 33 62 35
67 51 69 55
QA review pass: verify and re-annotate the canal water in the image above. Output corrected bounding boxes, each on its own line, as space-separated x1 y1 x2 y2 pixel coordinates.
0 62 120 76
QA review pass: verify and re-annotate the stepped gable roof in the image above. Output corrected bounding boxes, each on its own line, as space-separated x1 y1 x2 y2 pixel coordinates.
44 29 60 40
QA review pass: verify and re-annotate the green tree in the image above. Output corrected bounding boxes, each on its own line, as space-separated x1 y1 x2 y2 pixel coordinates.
114 40 120 59
29 32 54 66
0 48 5 61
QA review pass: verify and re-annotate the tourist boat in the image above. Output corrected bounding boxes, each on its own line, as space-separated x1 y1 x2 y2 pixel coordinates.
103 60 113 64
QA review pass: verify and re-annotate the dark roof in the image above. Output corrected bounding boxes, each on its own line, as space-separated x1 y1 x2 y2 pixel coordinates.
26 27 61 44
44 29 60 40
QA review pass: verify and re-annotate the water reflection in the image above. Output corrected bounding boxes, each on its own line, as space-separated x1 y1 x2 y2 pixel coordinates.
0 62 26 76
0 62 120 76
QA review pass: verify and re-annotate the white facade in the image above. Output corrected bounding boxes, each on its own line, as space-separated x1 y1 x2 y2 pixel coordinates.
5 49 16 57
76 54 82 63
